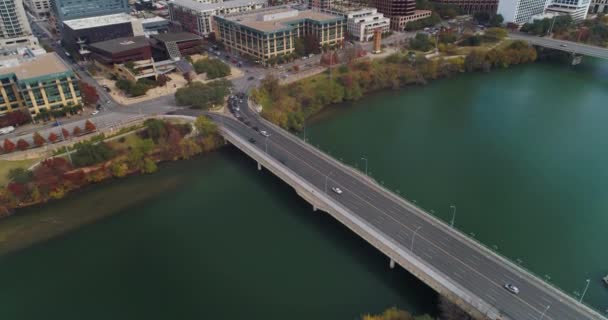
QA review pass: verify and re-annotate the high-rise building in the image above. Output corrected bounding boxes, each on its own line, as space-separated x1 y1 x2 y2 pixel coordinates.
0 0 37 47
545 0 590 21
23 0 52 19
433 0 498 14
589 0 608 13
0 52 81 116
214 6 345 63
498 0 548 24
310 0 333 10
346 8 390 41
50 0 130 32
372 0 433 31
168 0 267 37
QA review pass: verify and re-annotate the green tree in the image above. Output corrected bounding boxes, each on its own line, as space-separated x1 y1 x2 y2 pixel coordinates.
179 138 202 159
489 14 504 27
194 115 218 136
143 119 168 143
111 161 129 178
175 80 232 110
142 158 157 173
8 168 32 184
72 142 115 167
294 38 306 57
409 33 433 51
483 27 508 42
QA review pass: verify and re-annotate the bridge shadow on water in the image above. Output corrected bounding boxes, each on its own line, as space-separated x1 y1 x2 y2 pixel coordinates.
220 146 439 317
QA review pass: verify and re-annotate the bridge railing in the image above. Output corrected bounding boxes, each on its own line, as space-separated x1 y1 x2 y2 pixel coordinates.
253 115 606 319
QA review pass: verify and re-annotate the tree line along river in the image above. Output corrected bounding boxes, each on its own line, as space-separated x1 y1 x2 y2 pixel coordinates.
0 58 607 319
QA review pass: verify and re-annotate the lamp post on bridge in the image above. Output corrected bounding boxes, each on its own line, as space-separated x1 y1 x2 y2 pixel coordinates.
539 305 550 320
410 226 422 253
361 157 368 176
450 204 456 228
580 279 590 303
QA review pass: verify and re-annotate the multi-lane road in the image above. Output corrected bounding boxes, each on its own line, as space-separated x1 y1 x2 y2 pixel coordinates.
185 99 607 320
509 33 608 60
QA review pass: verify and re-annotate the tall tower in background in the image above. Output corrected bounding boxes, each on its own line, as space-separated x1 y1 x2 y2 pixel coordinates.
0 0 36 48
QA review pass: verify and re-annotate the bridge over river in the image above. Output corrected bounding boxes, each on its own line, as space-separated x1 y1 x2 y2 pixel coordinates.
509 33 608 61
176 102 607 320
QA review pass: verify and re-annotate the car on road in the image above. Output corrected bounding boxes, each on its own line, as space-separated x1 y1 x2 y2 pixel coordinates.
249 137 256 143
247 76 255 80
106 100 110 104
252 126 259 131
52 121 62 127
102 85 111 92
504 283 519 294
91 110 99 116
560 44 568 47
260 130 270 137
332 187 343 194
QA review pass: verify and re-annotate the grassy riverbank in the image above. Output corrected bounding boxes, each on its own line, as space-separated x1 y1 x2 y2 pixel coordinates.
0 116 222 215
252 40 537 131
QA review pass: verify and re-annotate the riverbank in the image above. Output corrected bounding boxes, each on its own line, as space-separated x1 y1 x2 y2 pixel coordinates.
251 40 538 131
0 116 223 216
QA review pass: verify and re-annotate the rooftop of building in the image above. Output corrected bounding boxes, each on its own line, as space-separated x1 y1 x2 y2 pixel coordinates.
89 36 150 53
170 0 267 12
0 52 71 81
151 32 202 43
218 6 344 32
63 13 134 30
141 16 169 24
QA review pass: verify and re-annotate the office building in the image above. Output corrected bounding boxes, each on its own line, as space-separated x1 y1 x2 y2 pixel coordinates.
589 0 608 13
0 52 81 116
371 0 434 30
23 0 52 19
168 0 267 37
432 0 498 14
498 0 549 24
50 0 130 32
214 6 345 63
61 13 140 57
545 0 590 21
310 0 333 10
346 8 390 41
0 0 37 47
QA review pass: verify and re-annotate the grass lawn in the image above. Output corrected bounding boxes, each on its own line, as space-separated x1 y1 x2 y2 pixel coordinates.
0 158 39 187
106 131 142 152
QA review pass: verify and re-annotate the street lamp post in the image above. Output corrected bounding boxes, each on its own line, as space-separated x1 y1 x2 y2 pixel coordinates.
361 157 368 175
410 226 422 252
539 305 550 320
450 205 456 227
580 279 590 303
58 122 72 164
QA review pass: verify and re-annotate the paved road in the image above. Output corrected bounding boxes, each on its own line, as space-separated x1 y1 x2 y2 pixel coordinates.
182 99 607 320
509 33 608 59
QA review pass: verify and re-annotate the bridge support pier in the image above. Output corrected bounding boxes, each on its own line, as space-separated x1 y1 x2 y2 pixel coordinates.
572 54 583 65
312 205 318 212
389 259 395 269
257 162 262 171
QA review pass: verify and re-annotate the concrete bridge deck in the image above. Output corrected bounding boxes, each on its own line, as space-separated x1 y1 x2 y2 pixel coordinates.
509 33 608 60
182 104 607 320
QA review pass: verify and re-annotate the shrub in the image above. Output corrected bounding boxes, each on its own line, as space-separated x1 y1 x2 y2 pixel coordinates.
3 139 15 153
33 132 45 146
61 128 70 139
85 120 96 132
48 132 59 143
73 126 82 136
16 139 29 151
72 142 115 167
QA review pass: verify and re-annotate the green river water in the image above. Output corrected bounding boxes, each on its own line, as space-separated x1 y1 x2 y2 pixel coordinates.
0 58 607 319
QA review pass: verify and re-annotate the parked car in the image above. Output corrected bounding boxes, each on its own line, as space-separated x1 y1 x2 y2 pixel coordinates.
260 130 270 137
91 110 99 116
332 187 343 195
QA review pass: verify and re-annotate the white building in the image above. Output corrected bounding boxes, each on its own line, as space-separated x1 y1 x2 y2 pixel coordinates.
23 0 51 19
498 0 549 24
168 0 267 37
589 0 608 13
0 0 37 48
545 0 590 21
346 8 390 42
